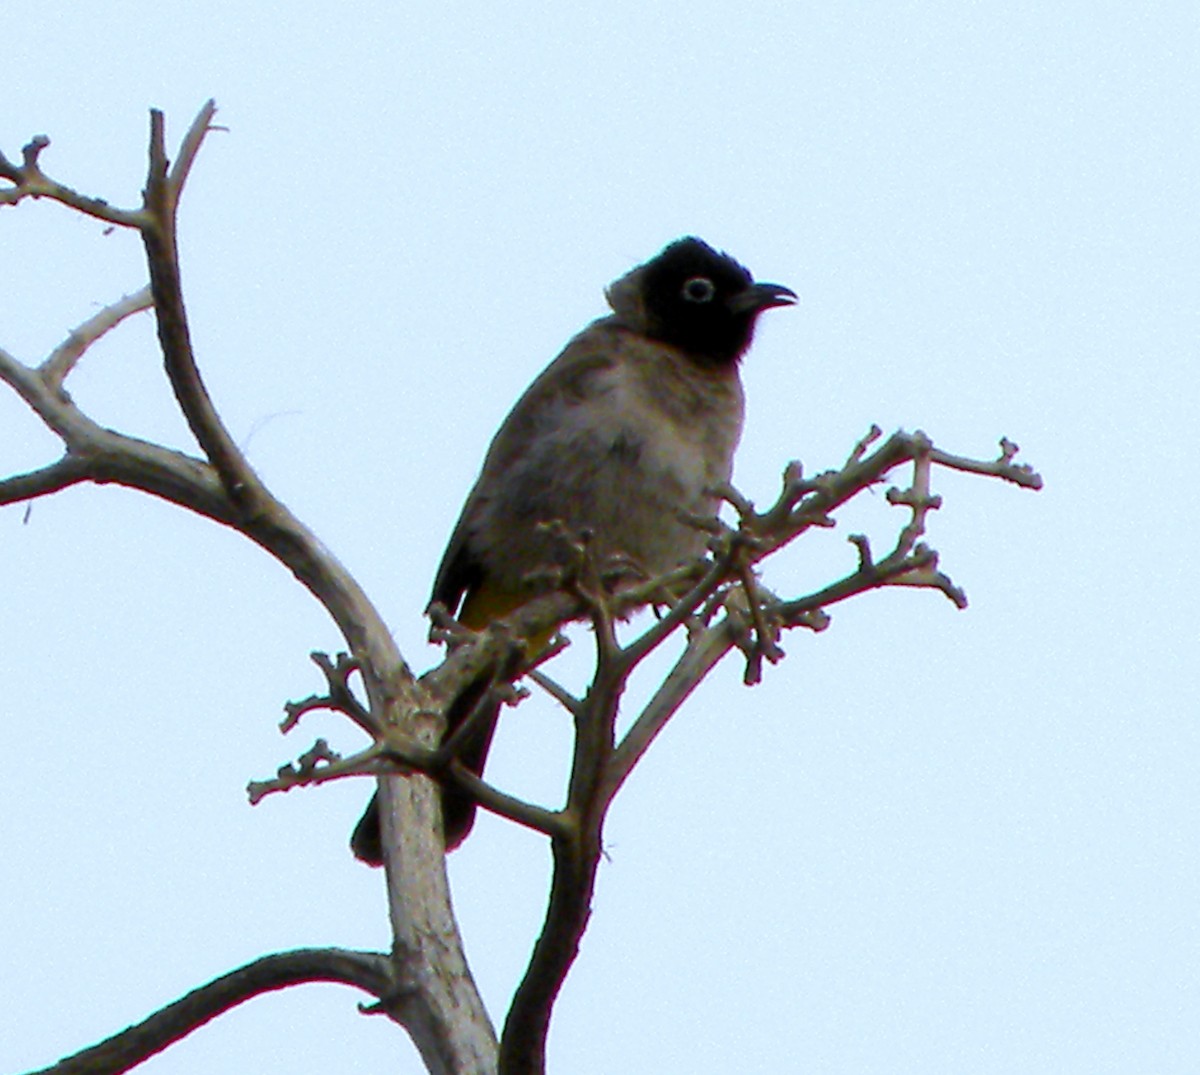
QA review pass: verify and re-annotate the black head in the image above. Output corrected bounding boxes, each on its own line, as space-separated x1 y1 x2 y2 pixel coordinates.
606 237 796 365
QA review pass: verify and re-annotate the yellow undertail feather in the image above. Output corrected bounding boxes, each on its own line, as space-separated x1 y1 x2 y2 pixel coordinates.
459 580 556 657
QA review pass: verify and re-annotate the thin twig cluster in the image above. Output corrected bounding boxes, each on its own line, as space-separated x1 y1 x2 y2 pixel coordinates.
246 422 1040 1075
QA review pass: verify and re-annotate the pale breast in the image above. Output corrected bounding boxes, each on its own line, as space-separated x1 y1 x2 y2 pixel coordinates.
470 325 745 590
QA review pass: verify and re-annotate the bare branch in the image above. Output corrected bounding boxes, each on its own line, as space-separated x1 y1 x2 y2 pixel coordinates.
281 651 375 736
140 106 260 510
464 428 1042 1074
777 541 963 623
499 571 634 1074
0 133 144 225
754 459 823 530
0 136 43 186
846 422 883 465
730 563 785 685
4 103 497 1075
19 948 393 1075
500 834 597 1075
709 478 755 520
256 689 567 843
607 617 736 796
0 455 89 506
40 286 153 386
6 103 1048 1075
930 436 1044 489
527 669 582 715
0 336 238 521
605 430 1040 792
444 760 568 839
619 555 730 667
247 741 391 804
167 99 219 198
0 345 63 434
885 548 969 608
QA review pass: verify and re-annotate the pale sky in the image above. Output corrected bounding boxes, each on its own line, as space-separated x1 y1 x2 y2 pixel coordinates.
2 3 1197 1073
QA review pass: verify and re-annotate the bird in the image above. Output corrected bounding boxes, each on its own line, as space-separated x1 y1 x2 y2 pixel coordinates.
351 237 796 866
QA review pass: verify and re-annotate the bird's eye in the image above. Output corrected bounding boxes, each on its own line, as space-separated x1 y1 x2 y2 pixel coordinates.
681 276 716 303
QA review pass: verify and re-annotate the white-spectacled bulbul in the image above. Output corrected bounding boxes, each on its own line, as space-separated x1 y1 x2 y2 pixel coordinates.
351 237 796 865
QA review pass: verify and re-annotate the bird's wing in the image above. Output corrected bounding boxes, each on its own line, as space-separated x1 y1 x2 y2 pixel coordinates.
427 318 622 617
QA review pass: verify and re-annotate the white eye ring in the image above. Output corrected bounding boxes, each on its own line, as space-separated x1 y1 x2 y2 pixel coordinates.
682 276 716 303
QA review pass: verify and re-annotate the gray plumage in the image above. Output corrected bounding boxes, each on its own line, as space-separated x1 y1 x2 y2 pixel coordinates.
351 237 794 865
431 319 746 612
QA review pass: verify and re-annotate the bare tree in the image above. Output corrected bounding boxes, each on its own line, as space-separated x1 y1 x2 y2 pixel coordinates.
1 102 1042 1075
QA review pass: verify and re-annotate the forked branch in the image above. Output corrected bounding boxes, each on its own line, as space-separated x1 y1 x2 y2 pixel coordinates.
3 103 490 1075
495 430 1040 1074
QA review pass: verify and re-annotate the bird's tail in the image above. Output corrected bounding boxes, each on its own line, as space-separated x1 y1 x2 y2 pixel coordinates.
350 582 551 866
349 672 503 866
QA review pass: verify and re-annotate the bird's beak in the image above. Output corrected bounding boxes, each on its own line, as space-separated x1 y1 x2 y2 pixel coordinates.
730 282 798 314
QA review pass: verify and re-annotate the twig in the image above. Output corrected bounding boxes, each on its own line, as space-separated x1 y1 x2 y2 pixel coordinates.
930 436 1044 489
885 549 968 608
247 741 390 804
846 423 883 465
776 541 964 623
281 651 375 736
618 554 730 667
730 561 784 685
167 99 219 197
0 133 145 225
607 618 736 799
754 459 820 530
141 106 258 509
40 286 153 386
444 760 568 839
527 669 582 716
